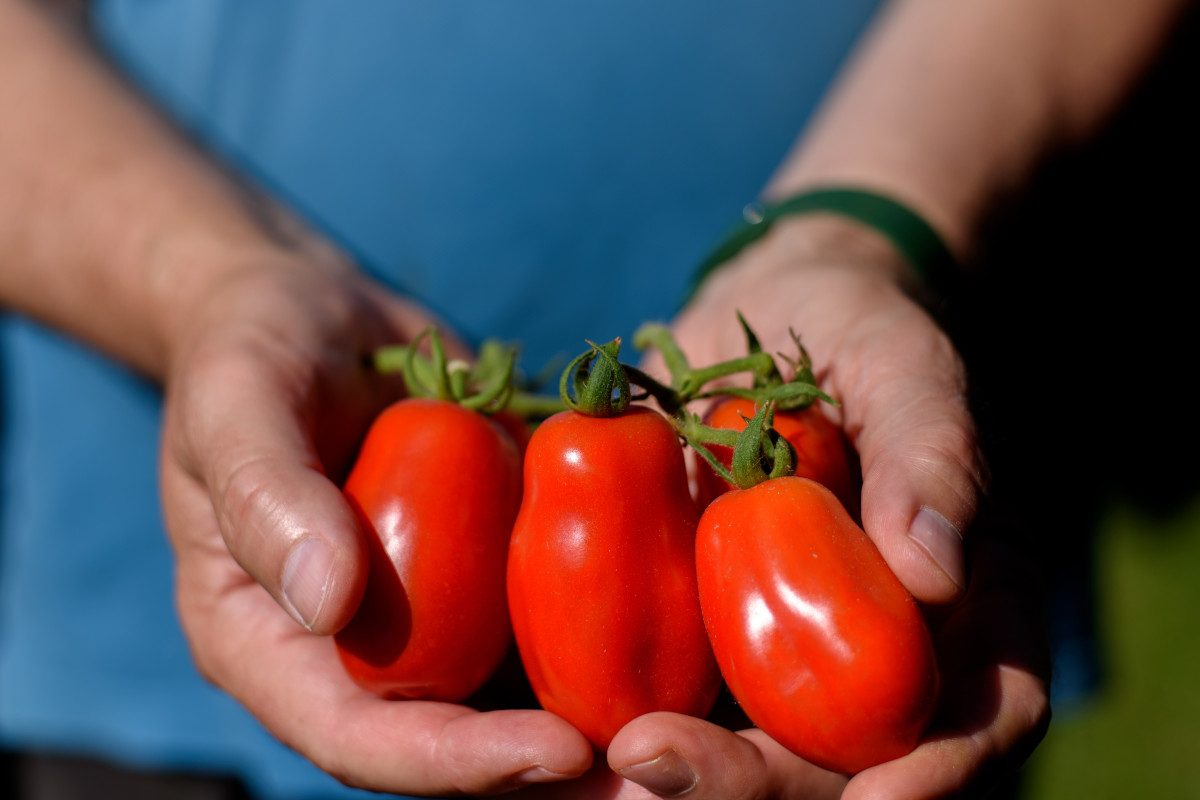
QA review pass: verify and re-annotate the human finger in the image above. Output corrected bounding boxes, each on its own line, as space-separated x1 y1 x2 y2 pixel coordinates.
843 532 1051 799
828 289 983 604
163 332 373 634
608 713 848 800
161 449 596 796
672 231 983 604
161 267 469 634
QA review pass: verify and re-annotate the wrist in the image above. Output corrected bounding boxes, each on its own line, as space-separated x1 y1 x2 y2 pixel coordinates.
688 194 945 309
685 213 919 320
766 213 915 285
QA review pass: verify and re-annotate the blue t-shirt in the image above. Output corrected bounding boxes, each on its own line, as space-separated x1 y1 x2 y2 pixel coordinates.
0 3 880 798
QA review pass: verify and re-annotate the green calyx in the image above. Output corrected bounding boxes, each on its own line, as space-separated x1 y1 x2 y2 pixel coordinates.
632 320 776 411
371 326 565 416
630 312 839 490
545 312 840 492
559 338 631 418
632 313 834 413
680 402 796 489
730 401 796 488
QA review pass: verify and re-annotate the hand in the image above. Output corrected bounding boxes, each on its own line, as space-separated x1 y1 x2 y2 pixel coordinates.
666 214 979 605
157 253 596 795
603 525 1048 800
611 215 1048 798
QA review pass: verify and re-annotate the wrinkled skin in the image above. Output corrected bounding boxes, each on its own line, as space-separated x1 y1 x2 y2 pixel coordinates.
161 261 596 795
159 218 1048 798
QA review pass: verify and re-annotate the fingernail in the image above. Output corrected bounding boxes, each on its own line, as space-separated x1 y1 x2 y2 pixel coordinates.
618 750 698 797
282 537 334 630
512 766 571 785
908 507 965 591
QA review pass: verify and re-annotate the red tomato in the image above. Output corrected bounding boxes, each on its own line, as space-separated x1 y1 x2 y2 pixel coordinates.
696 476 939 774
491 408 532 456
507 405 722 749
334 398 522 701
693 397 858 516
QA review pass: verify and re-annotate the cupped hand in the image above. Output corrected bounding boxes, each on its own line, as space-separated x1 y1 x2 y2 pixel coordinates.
157 253 595 796
605 528 1049 800
665 214 982 606
609 215 1048 798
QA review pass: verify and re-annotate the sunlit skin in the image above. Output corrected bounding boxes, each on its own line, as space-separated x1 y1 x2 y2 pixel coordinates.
9 0 1183 792
508 405 723 750
697 476 939 775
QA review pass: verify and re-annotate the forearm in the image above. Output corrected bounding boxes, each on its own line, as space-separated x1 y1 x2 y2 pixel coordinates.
768 0 1188 259
0 0 329 377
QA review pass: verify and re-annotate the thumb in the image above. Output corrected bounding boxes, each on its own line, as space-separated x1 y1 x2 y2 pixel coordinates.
163 343 370 634
838 314 984 605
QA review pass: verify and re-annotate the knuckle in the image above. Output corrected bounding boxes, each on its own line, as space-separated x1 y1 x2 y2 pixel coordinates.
215 455 288 568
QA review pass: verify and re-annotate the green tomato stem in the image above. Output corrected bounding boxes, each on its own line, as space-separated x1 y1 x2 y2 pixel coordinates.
689 440 738 487
675 412 740 450
731 402 798 488
623 364 687 418
678 402 797 490
447 359 470 401
367 327 521 414
698 379 835 411
371 344 409 376
735 311 784 390
458 348 517 412
504 391 567 420
559 338 631 418
632 322 692 389
681 352 777 399
632 319 779 405
428 327 451 401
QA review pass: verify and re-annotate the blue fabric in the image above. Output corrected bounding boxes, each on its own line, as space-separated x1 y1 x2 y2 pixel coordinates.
0 2 880 798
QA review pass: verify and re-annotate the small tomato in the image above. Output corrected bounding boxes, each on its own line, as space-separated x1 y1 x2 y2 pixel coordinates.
507 405 722 749
334 398 522 701
696 475 939 774
693 397 857 515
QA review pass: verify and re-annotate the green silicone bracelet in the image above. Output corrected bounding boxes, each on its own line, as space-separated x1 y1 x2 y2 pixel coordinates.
686 187 958 301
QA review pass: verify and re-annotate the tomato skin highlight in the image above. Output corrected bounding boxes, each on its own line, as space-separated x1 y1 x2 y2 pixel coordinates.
334 398 522 702
696 476 939 775
507 405 722 750
693 397 857 515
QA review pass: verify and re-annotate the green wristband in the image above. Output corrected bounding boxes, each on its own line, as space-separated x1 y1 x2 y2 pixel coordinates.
686 187 958 302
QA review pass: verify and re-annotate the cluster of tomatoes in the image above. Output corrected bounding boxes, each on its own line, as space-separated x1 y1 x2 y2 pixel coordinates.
331 321 940 776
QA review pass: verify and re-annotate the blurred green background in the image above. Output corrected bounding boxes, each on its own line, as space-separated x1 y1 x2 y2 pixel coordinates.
1019 496 1200 799
948 10 1200 797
